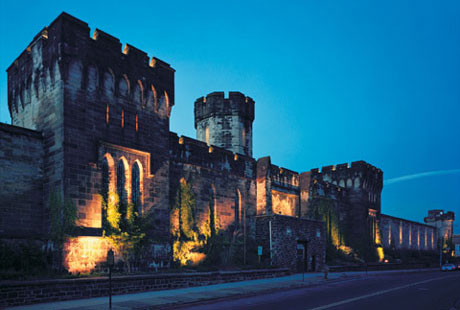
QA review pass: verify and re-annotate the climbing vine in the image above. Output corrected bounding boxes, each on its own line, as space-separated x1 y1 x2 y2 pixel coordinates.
170 179 216 266
49 191 78 247
308 198 343 248
101 191 146 272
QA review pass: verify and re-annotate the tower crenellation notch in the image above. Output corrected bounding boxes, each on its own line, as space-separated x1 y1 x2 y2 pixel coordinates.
194 91 254 157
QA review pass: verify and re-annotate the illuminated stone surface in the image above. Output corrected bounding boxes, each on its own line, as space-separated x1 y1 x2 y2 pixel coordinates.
0 12 444 274
63 236 109 274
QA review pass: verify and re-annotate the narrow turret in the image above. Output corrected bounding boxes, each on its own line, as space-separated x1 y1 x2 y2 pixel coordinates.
194 91 254 157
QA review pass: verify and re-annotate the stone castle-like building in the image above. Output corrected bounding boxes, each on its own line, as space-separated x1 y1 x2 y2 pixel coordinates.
0 13 439 273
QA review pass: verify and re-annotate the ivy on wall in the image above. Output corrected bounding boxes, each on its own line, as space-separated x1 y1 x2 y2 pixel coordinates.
49 191 78 246
170 178 212 266
308 198 343 249
101 192 146 273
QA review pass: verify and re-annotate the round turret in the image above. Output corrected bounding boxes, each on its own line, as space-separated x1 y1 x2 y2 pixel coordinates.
194 91 255 157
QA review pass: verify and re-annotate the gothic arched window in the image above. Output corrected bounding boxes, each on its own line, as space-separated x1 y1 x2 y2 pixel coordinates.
117 160 127 210
102 157 109 201
234 190 240 229
132 162 141 213
209 187 216 237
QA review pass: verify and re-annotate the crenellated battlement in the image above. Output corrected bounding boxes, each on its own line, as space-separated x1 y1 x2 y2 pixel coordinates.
7 12 175 126
9 12 173 74
169 132 256 179
309 160 383 213
194 91 255 127
309 178 349 201
270 164 299 189
310 160 383 192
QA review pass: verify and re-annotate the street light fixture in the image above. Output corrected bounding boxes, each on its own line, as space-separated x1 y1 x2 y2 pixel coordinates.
107 249 114 310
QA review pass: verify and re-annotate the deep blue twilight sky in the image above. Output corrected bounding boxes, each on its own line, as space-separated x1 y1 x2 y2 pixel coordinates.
1 1 459 231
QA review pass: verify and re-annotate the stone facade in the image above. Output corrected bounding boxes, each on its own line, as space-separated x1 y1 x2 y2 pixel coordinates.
379 214 437 251
0 123 44 239
256 215 326 271
424 210 455 241
0 12 442 273
453 234 460 257
195 92 254 157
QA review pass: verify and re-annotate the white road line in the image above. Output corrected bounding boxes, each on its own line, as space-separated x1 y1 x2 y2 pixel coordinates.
305 275 453 310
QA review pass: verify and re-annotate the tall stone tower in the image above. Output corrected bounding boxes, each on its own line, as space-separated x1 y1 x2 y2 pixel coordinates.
7 11 174 233
194 92 255 157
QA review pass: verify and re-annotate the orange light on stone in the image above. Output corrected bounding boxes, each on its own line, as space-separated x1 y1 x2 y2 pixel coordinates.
377 247 384 262
272 189 297 216
63 236 109 274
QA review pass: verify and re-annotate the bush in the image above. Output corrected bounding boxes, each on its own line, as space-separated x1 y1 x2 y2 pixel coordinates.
0 240 49 279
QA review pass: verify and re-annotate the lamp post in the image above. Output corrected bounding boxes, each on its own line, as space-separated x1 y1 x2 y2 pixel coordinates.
107 249 114 310
440 237 443 268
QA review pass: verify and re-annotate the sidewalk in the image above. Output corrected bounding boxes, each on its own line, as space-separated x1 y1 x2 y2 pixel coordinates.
6 268 437 310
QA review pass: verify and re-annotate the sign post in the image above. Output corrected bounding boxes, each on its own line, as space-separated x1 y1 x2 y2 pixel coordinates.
107 249 114 310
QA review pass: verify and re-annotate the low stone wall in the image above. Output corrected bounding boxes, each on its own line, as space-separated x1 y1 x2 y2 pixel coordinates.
0 268 290 307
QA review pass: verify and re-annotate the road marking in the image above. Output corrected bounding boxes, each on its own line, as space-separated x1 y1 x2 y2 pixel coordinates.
305 275 452 310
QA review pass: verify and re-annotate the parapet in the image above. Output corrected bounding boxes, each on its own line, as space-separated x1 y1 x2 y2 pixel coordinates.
309 160 383 192
169 132 256 179
424 210 455 222
309 178 349 201
194 91 255 128
7 11 175 119
270 164 299 189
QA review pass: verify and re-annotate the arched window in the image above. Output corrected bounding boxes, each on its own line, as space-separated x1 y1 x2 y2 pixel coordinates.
164 90 171 116
209 186 216 237
205 125 209 145
234 189 240 229
117 160 127 211
102 158 109 201
132 162 141 213
106 104 110 124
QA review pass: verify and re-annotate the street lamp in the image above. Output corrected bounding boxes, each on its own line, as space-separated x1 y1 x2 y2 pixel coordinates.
107 249 114 310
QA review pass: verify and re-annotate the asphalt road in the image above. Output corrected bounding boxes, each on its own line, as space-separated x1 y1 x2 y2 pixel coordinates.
172 271 460 310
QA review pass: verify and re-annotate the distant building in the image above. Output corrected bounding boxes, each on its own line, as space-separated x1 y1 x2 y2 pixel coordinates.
452 235 460 257
424 210 455 241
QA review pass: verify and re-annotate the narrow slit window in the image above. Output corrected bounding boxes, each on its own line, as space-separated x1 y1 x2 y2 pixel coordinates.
106 104 110 124
121 109 124 128
132 162 141 212
136 113 138 132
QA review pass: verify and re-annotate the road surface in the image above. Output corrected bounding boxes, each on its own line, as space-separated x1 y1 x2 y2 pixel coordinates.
173 271 460 310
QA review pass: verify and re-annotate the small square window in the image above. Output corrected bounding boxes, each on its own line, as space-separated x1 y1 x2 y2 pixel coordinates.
316 228 321 238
